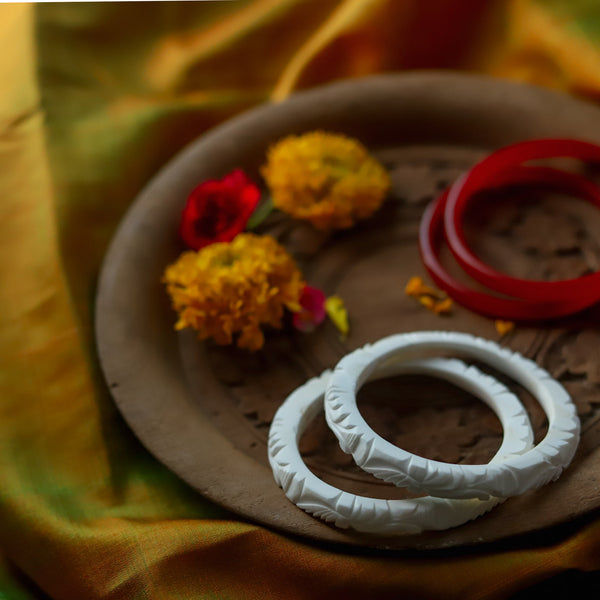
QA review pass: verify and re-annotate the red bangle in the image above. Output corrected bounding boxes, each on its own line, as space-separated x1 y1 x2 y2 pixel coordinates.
419 165 599 321
444 139 600 304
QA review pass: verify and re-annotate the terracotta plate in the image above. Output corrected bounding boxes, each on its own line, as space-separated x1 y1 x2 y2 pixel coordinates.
96 72 600 551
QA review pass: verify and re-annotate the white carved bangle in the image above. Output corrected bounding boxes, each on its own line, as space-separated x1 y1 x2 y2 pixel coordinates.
325 331 580 500
268 358 534 535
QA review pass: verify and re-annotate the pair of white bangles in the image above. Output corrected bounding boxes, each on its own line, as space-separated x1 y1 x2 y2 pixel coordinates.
267 331 581 535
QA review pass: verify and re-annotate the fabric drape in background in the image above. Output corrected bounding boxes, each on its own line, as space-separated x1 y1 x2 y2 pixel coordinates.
2 1 600 598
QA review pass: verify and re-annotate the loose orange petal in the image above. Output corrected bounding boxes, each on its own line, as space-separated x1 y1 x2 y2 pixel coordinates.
495 320 515 336
407 276 452 315
432 297 453 315
405 276 444 299
418 296 436 310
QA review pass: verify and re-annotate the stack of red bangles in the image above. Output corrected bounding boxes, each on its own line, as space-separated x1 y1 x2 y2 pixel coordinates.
419 138 600 321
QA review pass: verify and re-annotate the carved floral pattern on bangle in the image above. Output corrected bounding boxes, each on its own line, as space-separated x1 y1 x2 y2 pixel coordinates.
325 331 580 500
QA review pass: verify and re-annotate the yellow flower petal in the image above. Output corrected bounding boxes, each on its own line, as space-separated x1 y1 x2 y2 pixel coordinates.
325 295 349 337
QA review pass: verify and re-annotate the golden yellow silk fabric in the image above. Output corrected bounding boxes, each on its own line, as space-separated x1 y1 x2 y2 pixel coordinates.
2 1 600 598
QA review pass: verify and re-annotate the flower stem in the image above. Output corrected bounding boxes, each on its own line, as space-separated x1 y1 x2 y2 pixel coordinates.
247 196 274 230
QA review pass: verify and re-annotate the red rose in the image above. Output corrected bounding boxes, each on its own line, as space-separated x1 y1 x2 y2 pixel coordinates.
179 169 261 250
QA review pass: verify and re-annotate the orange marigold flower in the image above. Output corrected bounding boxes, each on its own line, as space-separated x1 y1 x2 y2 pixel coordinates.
261 131 390 230
163 233 305 351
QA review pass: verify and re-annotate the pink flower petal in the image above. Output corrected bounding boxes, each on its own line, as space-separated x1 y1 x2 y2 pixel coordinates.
292 286 326 332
